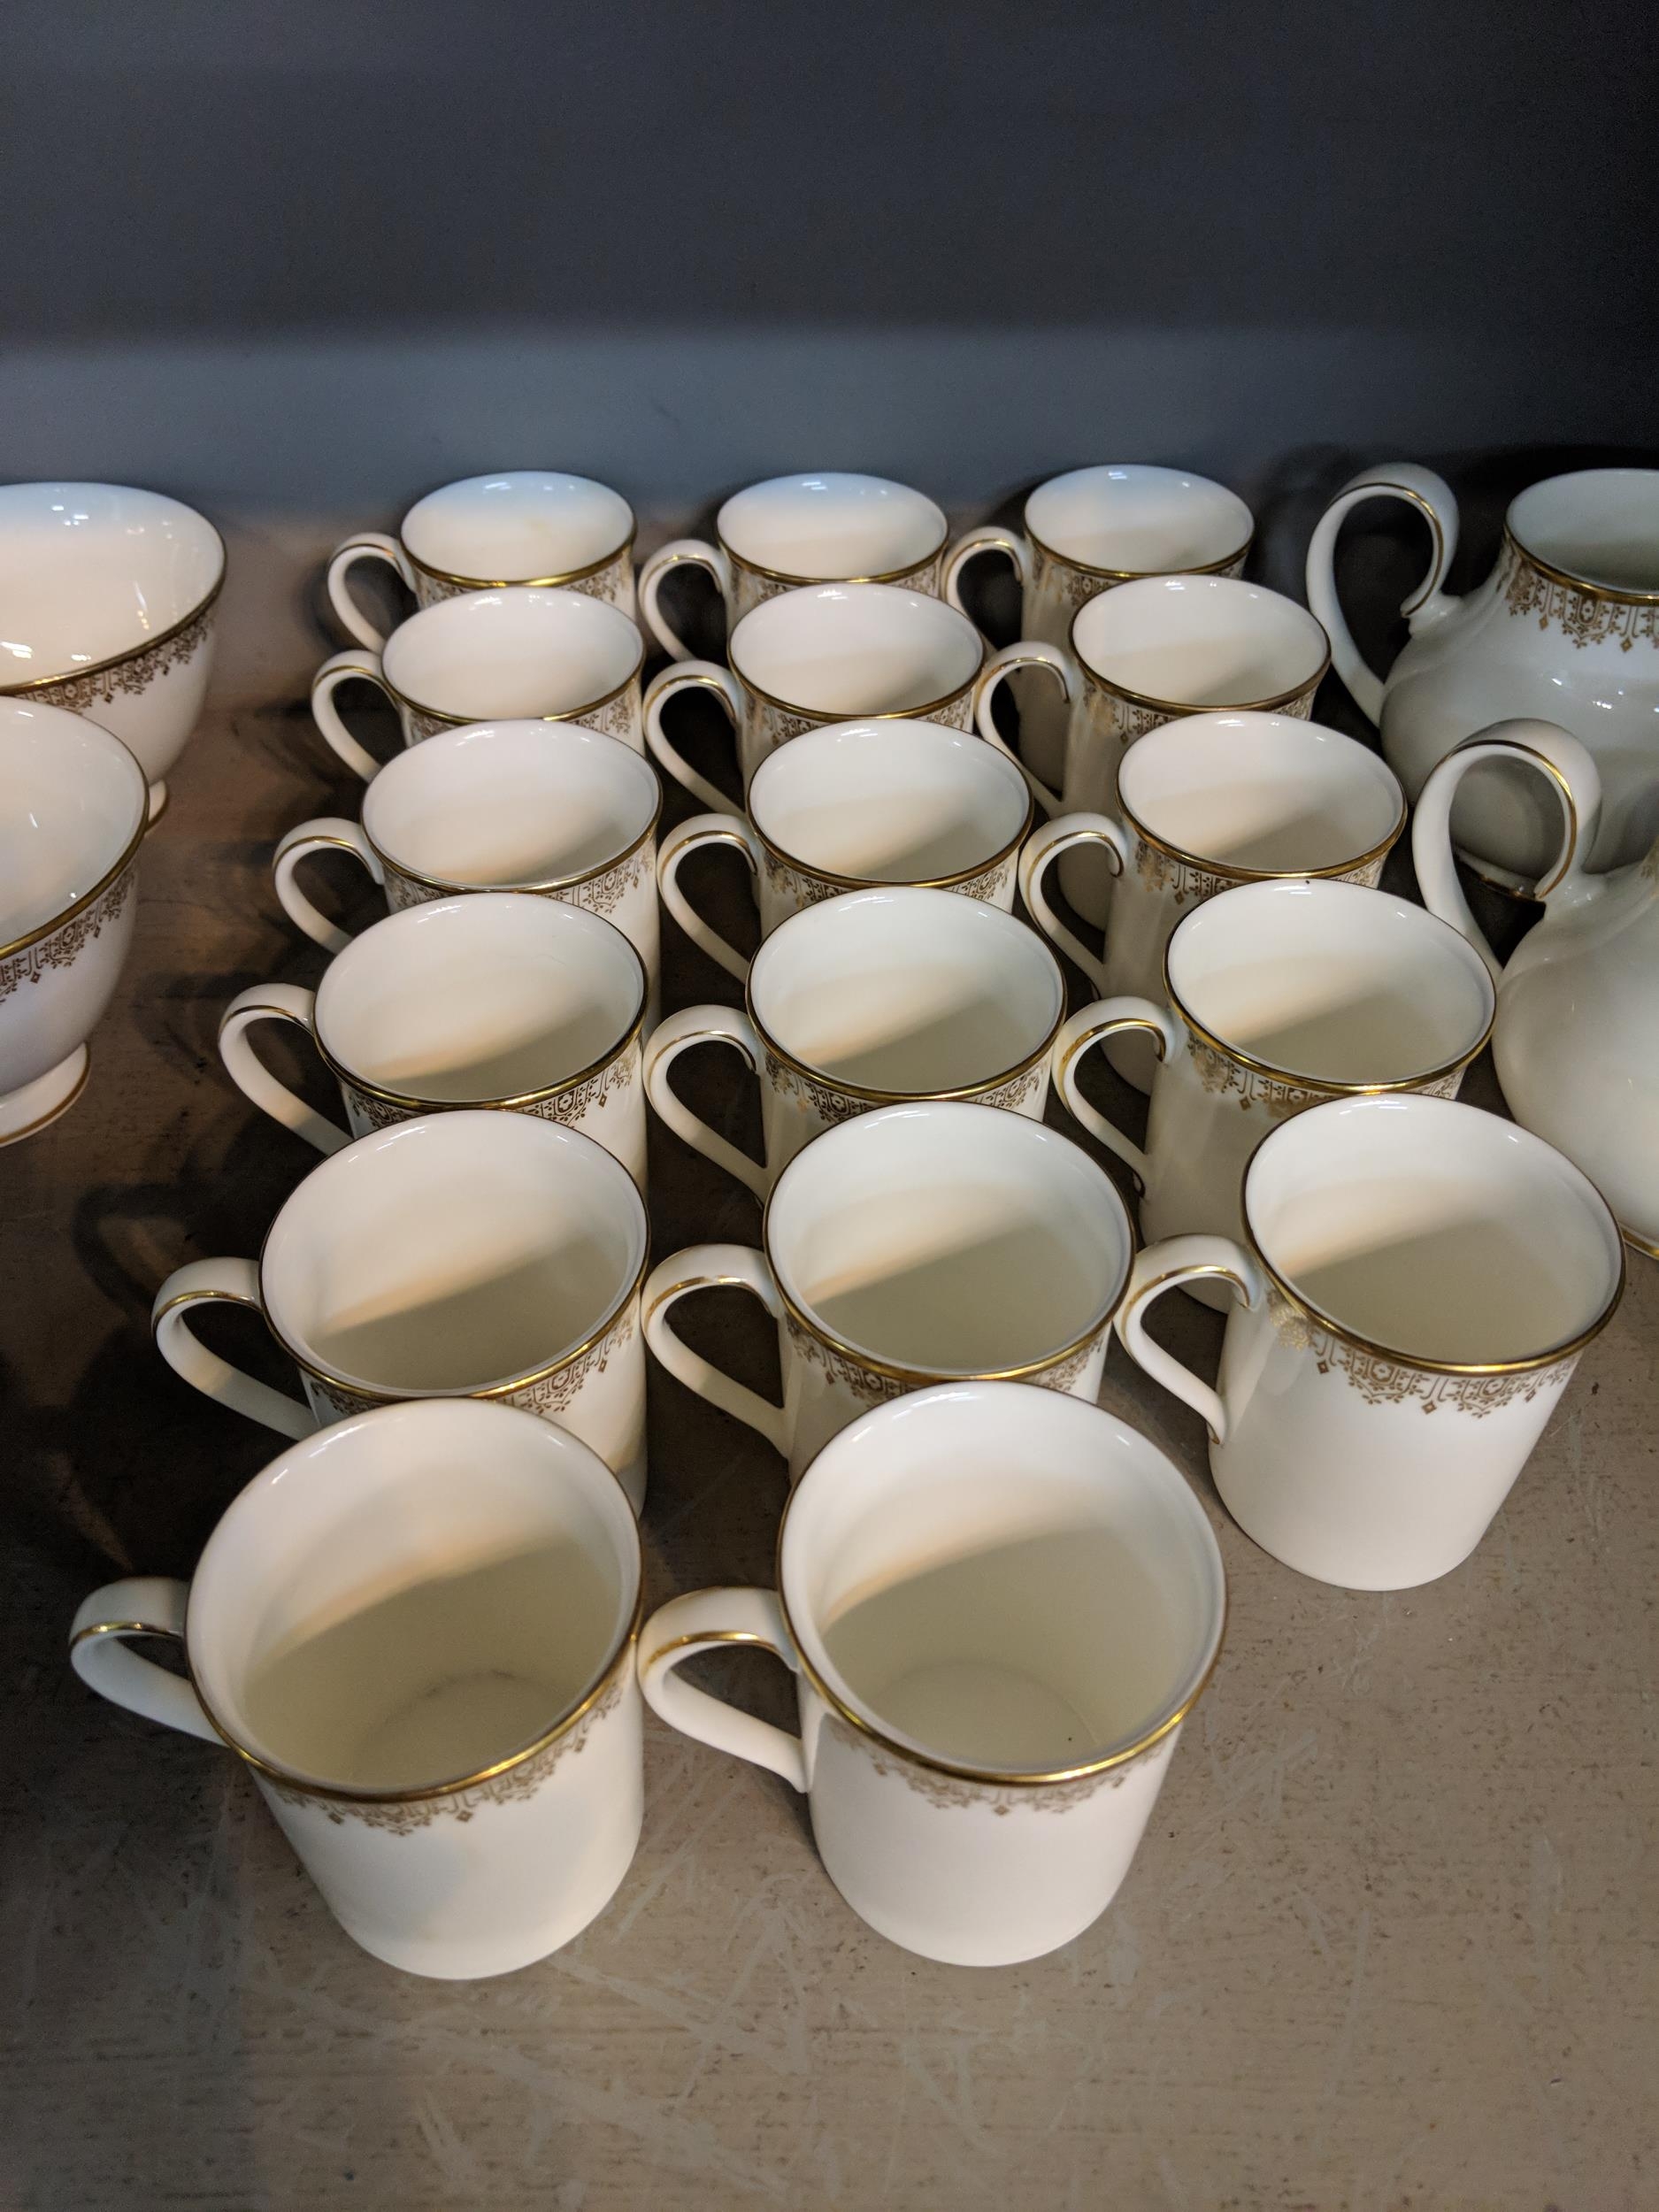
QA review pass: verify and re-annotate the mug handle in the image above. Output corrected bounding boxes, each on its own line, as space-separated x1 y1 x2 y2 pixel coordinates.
643 1004 771 1197
1116 1234 1267 1443
656 813 762 982
69 1578 221 1745
326 531 416 651
273 818 383 954
641 1243 788 1454
219 984 350 1154
638 538 734 662
152 1258 318 1439
636 1587 807 1790
643 661 747 817
311 648 397 782
972 640 1072 816
941 524 1033 616
1303 465 1461 726
1017 810 1132 994
1412 718 1602 980
1050 996 1179 1187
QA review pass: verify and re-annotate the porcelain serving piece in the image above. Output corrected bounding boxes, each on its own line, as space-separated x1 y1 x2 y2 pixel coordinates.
0 701 148 1144
1306 464 1659 880
639 473 949 660
1414 717 1659 1257
1118 1094 1624 1589
643 583 985 814
219 894 649 1182
645 886 1066 1194
312 587 645 780
657 719 1032 981
72 1398 643 1979
642 1099 1135 1481
638 1379 1225 1964
151 1110 651 1510
0 480 223 819
327 472 637 647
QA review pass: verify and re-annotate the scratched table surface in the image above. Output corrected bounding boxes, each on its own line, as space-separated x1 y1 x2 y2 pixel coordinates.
2 520 1655 2212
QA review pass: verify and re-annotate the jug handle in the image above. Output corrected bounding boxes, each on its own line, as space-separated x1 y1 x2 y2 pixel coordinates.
1412 719 1603 980
1305 464 1460 725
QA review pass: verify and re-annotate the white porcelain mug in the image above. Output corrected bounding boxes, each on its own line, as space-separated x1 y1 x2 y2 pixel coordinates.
72 1397 642 1979
0 480 224 820
643 583 985 815
943 465 1254 794
220 894 648 1183
645 887 1065 1196
1055 879 1496 1305
639 472 949 660
273 718 662 1017
312 587 645 781
657 718 1031 980
328 472 637 648
1118 1094 1625 1590
0 701 148 1145
1022 710 1407 1090
638 1379 1225 1965
643 1099 1133 1481
152 1110 650 1510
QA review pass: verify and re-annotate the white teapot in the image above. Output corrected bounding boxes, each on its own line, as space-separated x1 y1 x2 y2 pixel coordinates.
1308 465 1659 883
1414 718 1657 1260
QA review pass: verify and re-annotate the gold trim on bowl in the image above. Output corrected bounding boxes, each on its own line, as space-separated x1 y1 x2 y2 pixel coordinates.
0 764 148 962
0 544 227 699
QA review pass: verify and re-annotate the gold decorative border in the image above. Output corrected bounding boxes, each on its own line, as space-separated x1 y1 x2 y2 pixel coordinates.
409 529 636 595
1186 1033 1466 1118
780 1302 1106 1405
1499 534 1659 650
1265 1287 1582 1413
0 864 136 997
341 1033 641 1133
823 1710 1150 1813
0 552 224 699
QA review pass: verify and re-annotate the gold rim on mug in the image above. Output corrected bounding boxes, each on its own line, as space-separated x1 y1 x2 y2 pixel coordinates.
1026 519 1254 585
1066 603 1333 718
719 522 949 589
748 782 1035 894
728 634 986 724
0 770 148 961
403 515 639 593
1118 775 1406 887
1503 524 1659 607
360 787 662 900
0 538 227 698
368 626 647 729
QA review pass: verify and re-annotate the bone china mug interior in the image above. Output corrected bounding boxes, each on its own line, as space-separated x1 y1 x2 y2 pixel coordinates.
312 586 645 781
328 471 637 648
0 701 148 1145
645 886 1066 1196
643 582 985 815
638 472 949 661
150 1110 650 1510
642 1099 1134 1482
0 480 224 820
1054 878 1497 1304
219 894 649 1182
1118 1094 1625 1591
637 1379 1225 1965
71 1397 642 1979
657 718 1032 981
1020 710 1406 1091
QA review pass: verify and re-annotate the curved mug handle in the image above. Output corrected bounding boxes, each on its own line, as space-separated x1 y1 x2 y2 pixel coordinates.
272 817 384 954
1412 718 1603 980
941 524 1033 618
1116 1234 1269 1442
636 1587 807 1790
219 983 350 1154
657 813 762 982
152 1257 317 1439
643 1003 772 1197
1017 810 1133 993
972 639 1073 817
1304 463 1461 726
311 648 402 783
1050 996 1179 1187
69 1578 221 1745
326 531 416 651
638 538 735 662
643 661 746 818
641 1243 788 1455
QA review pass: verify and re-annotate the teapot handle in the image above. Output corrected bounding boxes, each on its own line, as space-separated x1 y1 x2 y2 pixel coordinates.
1412 719 1603 980
1304 464 1460 725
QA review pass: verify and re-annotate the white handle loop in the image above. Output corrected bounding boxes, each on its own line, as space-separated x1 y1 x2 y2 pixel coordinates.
637 1587 806 1790
643 1002 771 1196
1117 1234 1266 1443
1051 996 1179 1186
643 660 746 817
656 812 762 981
311 648 397 782
1412 718 1602 981
638 537 733 661
1304 464 1460 726
272 817 383 954
326 531 415 651
972 638 1074 816
1017 810 1132 993
641 1242 788 1454
69 1578 221 1745
941 524 1033 617
152 1257 317 1439
218 983 349 1154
